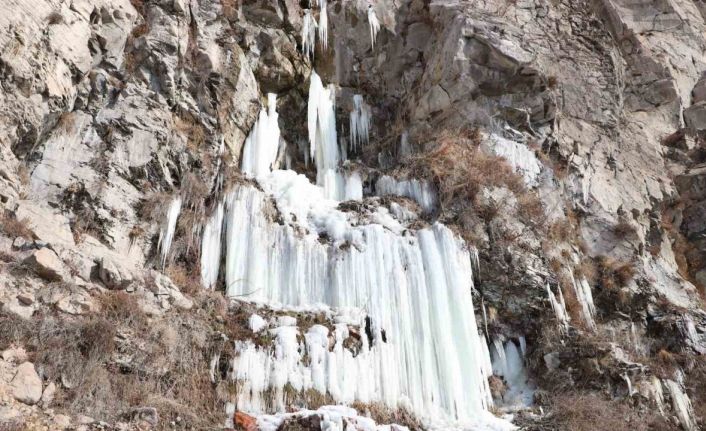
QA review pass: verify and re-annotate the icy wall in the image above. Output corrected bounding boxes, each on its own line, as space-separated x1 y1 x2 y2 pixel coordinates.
199 72 513 430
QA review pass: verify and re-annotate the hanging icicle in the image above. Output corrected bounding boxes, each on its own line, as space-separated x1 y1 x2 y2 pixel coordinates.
318 0 329 51
367 6 381 49
302 9 318 59
349 94 371 151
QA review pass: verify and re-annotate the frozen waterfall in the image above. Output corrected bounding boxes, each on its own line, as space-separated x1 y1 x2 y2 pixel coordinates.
198 70 514 431
318 0 328 51
158 196 182 268
375 175 437 213
302 10 317 59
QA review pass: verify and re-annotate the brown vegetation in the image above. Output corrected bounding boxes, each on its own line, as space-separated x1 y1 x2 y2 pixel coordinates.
350 401 423 431
0 212 33 240
595 256 636 290
539 391 676 431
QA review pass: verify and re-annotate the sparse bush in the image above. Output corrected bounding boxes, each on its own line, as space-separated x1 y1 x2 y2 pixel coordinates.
0 212 33 240
99 290 148 328
595 256 636 289
612 219 637 239
46 11 63 25
165 263 202 296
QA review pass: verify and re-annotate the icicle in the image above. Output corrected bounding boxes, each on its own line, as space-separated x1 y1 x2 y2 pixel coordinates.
349 94 371 152
200 202 224 288
623 373 635 396
490 339 535 408
158 196 182 268
318 0 328 51
302 10 318 59
367 6 381 49
546 284 570 330
241 94 281 178
571 276 596 330
399 131 412 158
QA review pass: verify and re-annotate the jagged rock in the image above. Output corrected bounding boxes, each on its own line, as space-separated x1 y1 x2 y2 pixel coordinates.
24 248 66 282
130 407 159 427
52 414 72 429
16 293 34 306
10 362 42 405
13 202 74 247
97 257 134 290
2 297 35 320
149 271 193 310
1 347 28 364
40 382 56 408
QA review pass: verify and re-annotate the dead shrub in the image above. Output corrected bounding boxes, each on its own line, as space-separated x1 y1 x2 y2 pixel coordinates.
0 212 33 240
174 114 208 153
99 291 148 329
410 129 525 212
46 11 63 25
350 401 423 431
165 263 202 296
612 219 637 239
138 190 172 222
595 256 636 289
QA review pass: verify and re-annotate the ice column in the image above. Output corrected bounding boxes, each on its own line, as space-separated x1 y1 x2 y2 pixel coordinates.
375 175 437 213
158 196 182 268
241 94 281 179
200 203 224 289
349 94 371 151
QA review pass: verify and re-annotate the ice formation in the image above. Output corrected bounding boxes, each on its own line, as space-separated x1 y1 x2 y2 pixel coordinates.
572 276 596 330
375 175 437 213
302 10 317 59
664 379 698 431
490 338 535 409
367 6 381 49
318 0 328 51
248 314 268 333
546 284 570 330
307 72 362 200
197 67 511 430
349 94 371 151
251 405 408 431
158 196 182 267
490 134 542 186
200 202 224 289
399 131 412 158
241 94 281 179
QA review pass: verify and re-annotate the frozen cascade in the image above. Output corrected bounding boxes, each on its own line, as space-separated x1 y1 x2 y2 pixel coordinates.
158 196 182 268
349 94 371 151
375 175 438 213
302 10 317 59
318 0 328 51
241 94 281 179
490 339 535 409
367 6 381 49
200 202 224 289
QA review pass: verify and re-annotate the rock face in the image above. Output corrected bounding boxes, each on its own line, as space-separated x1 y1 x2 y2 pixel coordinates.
1 0 706 429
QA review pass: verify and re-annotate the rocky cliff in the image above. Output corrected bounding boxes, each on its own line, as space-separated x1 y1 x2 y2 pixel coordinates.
1 0 705 430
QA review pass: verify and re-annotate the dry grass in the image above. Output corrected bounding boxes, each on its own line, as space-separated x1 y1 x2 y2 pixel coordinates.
350 401 423 431
612 219 637 239
165 263 202 296
544 392 674 431
46 11 63 25
0 212 33 240
174 114 208 153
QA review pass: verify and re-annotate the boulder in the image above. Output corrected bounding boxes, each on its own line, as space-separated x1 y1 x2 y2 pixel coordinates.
41 382 56 408
97 257 134 290
1 347 28 363
24 248 66 281
10 362 43 405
